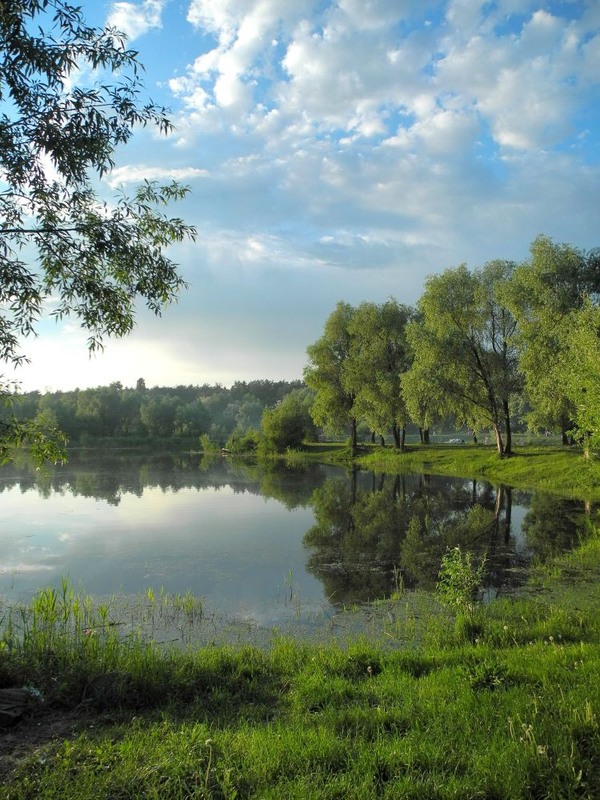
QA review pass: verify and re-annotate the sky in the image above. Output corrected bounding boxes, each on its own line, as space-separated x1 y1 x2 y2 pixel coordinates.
13 0 600 392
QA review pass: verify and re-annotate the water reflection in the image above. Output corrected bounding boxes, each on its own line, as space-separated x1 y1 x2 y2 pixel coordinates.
304 469 590 603
0 451 592 622
0 449 329 508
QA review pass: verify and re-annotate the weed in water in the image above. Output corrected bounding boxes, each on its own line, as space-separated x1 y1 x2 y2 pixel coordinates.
437 546 487 614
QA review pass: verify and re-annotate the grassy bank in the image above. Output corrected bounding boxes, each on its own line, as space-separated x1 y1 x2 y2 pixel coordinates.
297 441 600 501
1 531 600 799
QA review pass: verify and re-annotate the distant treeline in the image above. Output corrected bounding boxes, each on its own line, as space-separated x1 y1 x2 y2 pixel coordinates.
3 379 305 445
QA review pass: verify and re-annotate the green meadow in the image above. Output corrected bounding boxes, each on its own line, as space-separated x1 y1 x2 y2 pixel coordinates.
295 440 600 502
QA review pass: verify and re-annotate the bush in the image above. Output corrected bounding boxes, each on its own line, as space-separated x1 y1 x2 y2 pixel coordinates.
260 389 317 453
198 433 220 453
225 428 260 454
436 546 487 621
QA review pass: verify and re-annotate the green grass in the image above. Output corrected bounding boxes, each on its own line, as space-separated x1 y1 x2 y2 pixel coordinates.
1 542 600 800
2 637 599 798
299 441 600 501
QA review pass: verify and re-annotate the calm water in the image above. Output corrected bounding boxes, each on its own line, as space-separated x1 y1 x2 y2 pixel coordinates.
0 450 590 626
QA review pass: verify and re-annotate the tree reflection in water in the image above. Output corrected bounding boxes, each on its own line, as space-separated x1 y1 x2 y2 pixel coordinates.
303 468 590 605
0 452 592 609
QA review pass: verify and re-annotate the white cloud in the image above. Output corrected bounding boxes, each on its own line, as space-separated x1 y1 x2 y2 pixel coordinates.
105 164 209 187
434 5 594 151
337 0 419 30
108 0 165 40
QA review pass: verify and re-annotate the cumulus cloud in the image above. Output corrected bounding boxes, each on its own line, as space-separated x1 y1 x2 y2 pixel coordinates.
108 0 165 40
172 0 599 156
105 164 209 188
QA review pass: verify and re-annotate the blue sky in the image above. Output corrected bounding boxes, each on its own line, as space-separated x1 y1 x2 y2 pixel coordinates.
16 0 600 391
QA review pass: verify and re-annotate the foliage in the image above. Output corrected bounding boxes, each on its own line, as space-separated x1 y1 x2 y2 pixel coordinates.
198 432 220 454
436 545 487 621
506 235 596 441
406 261 519 456
173 399 210 437
2 379 305 444
0 0 196 462
305 235 600 458
0 393 67 465
559 299 600 457
260 387 317 452
304 302 359 451
305 300 421 453
346 299 414 449
225 428 260 454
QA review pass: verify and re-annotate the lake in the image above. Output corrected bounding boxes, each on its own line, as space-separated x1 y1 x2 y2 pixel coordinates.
0 449 591 632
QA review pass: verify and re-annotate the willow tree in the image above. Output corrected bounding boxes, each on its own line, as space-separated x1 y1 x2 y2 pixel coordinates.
407 261 519 457
559 299 600 458
0 1 196 461
346 299 414 449
304 302 359 451
506 235 596 443
402 333 444 445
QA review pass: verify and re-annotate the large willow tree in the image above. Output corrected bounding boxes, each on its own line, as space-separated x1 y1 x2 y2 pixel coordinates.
346 299 414 450
407 261 519 457
304 302 359 452
506 235 599 444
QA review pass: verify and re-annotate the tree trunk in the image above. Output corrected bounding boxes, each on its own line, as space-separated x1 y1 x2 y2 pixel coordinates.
560 414 572 446
392 424 401 449
493 424 505 457
423 427 430 444
380 435 386 447
583 432 591 460
502 399 512 455
350 417 358 455
399 427 406 451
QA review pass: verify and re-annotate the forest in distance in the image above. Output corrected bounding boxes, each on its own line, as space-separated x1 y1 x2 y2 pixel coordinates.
3 234 600 461
1 377 307 449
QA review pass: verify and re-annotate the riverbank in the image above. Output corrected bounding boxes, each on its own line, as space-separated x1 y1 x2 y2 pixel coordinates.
1 528 599 799
296 441 600 502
